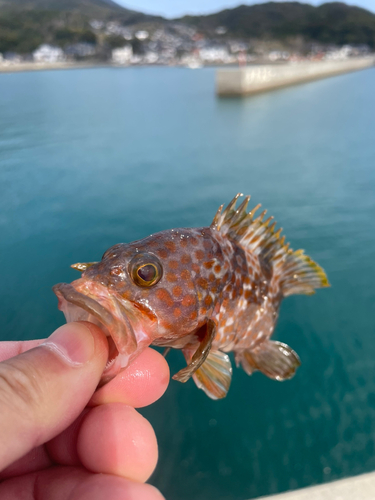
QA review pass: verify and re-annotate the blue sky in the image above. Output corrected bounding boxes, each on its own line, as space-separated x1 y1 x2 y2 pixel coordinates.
121 0 375 17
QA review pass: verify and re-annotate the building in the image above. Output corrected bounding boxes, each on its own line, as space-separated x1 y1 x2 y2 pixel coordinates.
199 47 233 64
112 45 133 65
65 43 96 58
135 30 149 41
33 45 65 63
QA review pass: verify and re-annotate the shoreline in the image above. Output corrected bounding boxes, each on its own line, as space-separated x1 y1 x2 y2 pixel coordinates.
2 57 374 76
0 61 110 74
0 61 262 74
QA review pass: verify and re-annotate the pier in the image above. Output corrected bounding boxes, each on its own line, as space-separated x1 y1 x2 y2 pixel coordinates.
216 57 375 96
253 471 375 500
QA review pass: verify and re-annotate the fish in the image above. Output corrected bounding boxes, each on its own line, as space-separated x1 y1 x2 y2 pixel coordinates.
53 194 329 399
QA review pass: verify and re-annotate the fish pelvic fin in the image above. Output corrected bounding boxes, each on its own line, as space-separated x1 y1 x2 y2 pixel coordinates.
211 194 330 296
193 350 233 400
237 340 301 381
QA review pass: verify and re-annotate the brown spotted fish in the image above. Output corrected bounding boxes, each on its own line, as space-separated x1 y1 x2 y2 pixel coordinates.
53 194 329 399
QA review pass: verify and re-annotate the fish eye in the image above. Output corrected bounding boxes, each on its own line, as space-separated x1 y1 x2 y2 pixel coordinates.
137 263 158 284
129 254 162 287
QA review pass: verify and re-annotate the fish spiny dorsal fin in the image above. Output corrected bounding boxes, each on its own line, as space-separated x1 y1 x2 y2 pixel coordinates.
211 193 242 231
229 195 251 228
210 204 224 230
211 194 330 296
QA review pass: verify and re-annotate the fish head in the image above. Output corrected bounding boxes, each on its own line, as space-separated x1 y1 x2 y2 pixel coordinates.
53 228 220 381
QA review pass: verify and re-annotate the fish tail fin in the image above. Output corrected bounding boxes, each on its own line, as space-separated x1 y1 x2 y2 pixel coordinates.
236 340 301 381
193 350 233 400
211 194 330 296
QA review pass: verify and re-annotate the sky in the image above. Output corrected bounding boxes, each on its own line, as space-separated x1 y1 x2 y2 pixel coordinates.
121 0 375 18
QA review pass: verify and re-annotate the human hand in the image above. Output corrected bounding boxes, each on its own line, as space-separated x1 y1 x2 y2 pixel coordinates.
0 322 169 499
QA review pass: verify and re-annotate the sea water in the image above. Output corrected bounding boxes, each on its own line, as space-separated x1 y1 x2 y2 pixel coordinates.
0 66 375 499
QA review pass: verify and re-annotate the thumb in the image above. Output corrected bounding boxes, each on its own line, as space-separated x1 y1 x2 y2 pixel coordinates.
0 322 108 471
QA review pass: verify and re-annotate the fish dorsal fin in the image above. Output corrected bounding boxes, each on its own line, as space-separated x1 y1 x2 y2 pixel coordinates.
193 350 232 399
211 194 330 296
277 249 329 296
238 340 301 381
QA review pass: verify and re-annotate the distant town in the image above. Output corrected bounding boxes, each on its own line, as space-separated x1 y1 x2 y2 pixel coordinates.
0 20 372 72
1 0 375 72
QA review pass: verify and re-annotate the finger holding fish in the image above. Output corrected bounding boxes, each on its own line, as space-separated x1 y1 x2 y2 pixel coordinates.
0 329 168 486
90 346 170 408
1 468 165 500
48 403 158 483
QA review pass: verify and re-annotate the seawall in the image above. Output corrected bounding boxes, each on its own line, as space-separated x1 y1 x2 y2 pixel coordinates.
216 57 375 96
253 471 375 500
0 61 108 74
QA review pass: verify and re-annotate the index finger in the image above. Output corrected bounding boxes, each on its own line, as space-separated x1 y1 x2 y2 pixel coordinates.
89 347 170 408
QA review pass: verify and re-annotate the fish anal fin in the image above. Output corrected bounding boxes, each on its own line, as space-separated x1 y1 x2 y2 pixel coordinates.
193 350 232 400
239 340 301 381
172 320 216 384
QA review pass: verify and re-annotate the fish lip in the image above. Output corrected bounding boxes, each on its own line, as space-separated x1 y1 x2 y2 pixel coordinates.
52 282 137 356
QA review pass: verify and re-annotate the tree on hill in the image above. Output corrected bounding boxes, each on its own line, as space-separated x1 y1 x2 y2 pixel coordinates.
179 2 375 48
0 0 161 53
0 1 375 55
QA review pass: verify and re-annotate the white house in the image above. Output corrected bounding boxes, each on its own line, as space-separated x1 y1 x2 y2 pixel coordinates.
135 30 149 41
33 45 65 63
112 45 133 65
199 47 233 64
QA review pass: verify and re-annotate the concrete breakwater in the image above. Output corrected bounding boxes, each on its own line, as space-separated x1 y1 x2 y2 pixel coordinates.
216 57 375 96
253 470 375 500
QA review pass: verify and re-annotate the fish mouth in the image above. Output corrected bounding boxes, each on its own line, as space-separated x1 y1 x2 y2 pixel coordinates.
52 280 139 384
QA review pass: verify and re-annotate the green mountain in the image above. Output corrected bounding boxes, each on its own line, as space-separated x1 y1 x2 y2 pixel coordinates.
179 2 375 47
0 0 143 19
1 1 375 55
0 0 161 54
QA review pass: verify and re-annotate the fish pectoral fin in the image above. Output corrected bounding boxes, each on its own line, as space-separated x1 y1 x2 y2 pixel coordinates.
172 320 216 384
193 350 232 400
162 347 171 358
238 340 301 381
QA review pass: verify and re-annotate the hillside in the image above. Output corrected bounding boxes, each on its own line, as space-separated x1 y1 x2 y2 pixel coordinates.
1 1 375 56
179 2 375 47
0 0 162 53
0 0 139 18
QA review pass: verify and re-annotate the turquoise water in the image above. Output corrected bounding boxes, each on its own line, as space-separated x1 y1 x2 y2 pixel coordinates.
1 66 375 499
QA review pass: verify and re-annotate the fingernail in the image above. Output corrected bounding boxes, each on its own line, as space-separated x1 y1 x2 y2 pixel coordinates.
42 323 95 367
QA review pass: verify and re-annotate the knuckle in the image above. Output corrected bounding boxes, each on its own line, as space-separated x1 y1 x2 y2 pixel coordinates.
0 361 44 418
